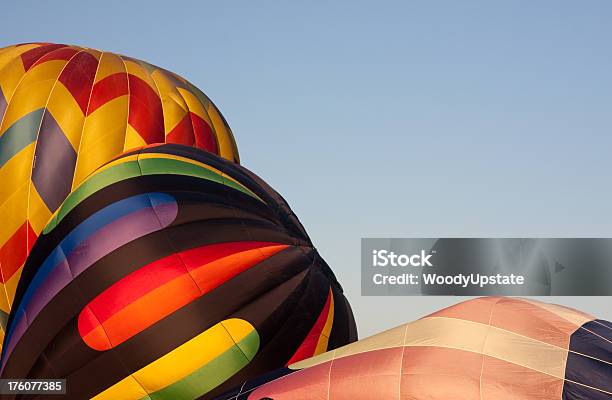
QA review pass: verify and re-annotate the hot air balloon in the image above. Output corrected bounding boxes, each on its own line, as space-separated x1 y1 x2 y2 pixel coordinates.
218 297 611 400
0 42 240 342
1 144 357 400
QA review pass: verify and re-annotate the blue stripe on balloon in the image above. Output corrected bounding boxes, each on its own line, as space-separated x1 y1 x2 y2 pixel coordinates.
4 192 176 351
0 108 45 167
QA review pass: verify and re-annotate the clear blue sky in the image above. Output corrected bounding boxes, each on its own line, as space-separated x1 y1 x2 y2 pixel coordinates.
4 1 611 336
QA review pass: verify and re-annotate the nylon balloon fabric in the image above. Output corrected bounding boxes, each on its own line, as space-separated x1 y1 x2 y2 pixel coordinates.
217 297 611 400
0 43 240 342
0 144 356 400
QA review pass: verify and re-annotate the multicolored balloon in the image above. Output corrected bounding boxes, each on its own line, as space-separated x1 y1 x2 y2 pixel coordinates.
218 297 611 400
0 43 240 339
0 144 356 399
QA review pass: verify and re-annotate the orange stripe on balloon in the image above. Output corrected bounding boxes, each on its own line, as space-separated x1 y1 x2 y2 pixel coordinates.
0 222 37 283
78 241 288 350
185 243 288 292
83 273 201 351
287 288 334 364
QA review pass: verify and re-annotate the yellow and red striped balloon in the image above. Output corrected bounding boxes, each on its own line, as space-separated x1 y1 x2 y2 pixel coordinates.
0 42 240 346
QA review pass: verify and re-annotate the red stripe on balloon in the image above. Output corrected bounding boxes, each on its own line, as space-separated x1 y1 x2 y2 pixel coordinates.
20 44 68 71
0 222 37 283
190 112 218 153
78 241 289 350
87 73 128 115
33 47 80 66
58 52 99 114
166 113 195 146
82 255 186 327
287 288 333 364
127 74 164 144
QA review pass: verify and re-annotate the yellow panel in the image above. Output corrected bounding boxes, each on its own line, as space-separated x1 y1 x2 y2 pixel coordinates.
123 124 146 151
0 60 68 134
0 44 38 74
94 52 125 83
92 319 255 399
0 184 28 249
0 265 23 316
0 46 37 101
0 283 9 314
91 375 148 400
0 143 34 244
222 318 254 340
150 69 189 135
27 186 52 235
72 95 128 188
206 104 238 162
4 266 22 310
0 145 32 312
0 44 18 60
46 82 85 149
0 142 34 207
0 59 27 104
176 88 208 121
123 59 159 93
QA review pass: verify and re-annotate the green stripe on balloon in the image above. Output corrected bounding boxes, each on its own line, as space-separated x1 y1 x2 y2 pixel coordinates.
43 157 260 234
137 157 258 199
43 160 141 234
